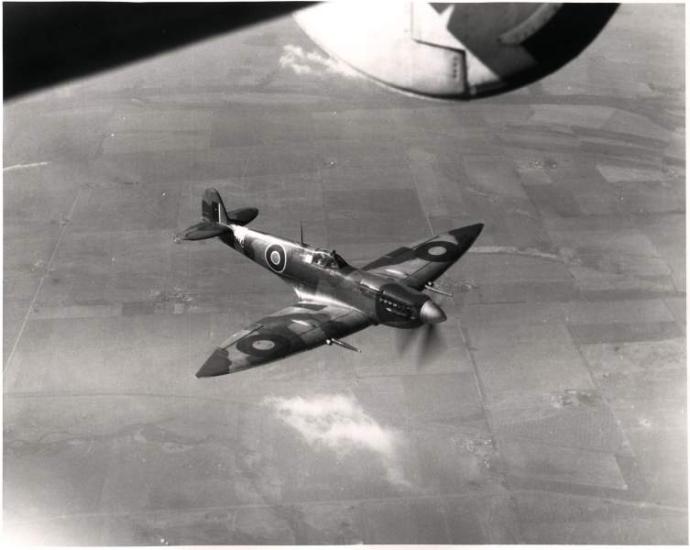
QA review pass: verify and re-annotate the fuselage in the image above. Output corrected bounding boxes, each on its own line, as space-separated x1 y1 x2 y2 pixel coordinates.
220 223 439 328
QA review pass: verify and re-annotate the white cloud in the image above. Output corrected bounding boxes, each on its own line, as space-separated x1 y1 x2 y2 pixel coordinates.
279 45 361 79
264 393 409 487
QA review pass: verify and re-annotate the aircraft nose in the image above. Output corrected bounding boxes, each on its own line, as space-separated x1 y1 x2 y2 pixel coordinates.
420 300 446 324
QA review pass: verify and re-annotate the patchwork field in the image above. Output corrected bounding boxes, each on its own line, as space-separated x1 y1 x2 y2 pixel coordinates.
3 4 686 544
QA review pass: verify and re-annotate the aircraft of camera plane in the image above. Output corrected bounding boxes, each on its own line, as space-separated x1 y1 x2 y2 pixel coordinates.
176 189 483 377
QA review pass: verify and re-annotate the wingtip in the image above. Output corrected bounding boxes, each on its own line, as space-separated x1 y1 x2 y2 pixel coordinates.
196 348 231 378
449 223 484 255
464 223 484 236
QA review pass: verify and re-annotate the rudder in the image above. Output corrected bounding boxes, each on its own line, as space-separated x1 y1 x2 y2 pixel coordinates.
202 188 258 226
202 188 228 224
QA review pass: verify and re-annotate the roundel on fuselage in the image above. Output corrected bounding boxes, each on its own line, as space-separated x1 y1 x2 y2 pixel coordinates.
265 243 287 273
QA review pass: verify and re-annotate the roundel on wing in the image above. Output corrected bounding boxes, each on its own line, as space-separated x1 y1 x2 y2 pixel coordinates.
265 243 287 273
414 241 460 262
237 333 291 358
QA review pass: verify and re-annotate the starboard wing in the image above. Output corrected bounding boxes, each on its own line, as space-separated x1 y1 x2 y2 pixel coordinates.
196 302 370 377
362 224 483 290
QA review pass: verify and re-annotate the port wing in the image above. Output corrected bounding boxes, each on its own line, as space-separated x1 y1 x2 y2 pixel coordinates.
196 302 370 377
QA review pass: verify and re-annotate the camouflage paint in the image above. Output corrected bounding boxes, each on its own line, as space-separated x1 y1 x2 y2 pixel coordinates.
182 189 483 376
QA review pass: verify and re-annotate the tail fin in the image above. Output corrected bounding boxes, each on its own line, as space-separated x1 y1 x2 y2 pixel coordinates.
175 188 258 242
202 188 229 224
202 188 258 226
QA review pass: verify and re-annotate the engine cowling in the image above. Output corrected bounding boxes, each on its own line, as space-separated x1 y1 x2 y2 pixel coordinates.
295 2 617 99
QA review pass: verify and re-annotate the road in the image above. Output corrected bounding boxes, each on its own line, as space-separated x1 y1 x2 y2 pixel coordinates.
3 4 686 544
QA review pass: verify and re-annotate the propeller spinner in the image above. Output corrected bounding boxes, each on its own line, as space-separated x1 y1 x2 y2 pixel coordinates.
419 300 446 324
397 298 448 364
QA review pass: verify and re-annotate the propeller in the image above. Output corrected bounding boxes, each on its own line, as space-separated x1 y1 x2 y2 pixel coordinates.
395 324 447 366
396 327 416 355
419 323 444 360
396 299 447 366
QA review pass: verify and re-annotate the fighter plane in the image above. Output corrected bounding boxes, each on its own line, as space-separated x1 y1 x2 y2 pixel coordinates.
176 189 483 377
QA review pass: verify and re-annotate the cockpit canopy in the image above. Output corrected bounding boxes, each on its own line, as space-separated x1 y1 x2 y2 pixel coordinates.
311 249 348 269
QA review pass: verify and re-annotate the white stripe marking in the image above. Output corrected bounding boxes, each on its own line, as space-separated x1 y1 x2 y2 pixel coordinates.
3 161 50 172
471 245 564 263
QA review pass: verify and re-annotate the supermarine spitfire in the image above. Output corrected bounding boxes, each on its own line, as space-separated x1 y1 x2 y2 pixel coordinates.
177 189 483 377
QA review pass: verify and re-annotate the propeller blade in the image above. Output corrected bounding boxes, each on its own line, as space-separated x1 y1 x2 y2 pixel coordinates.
396 328 417 356
417 323 446 364
395 317 447 366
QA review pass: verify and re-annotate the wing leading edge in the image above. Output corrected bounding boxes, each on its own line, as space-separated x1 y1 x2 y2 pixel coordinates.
363 223 483 290
196 302 370 377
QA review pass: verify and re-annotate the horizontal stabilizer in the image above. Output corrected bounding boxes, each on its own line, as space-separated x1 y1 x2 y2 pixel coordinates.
175 221 230 241
227 207 259 226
